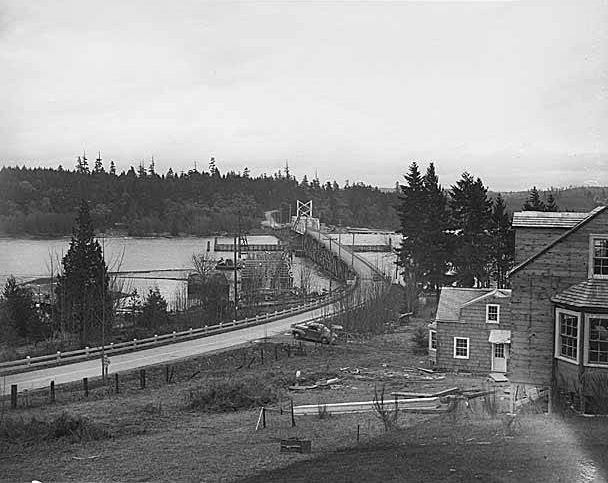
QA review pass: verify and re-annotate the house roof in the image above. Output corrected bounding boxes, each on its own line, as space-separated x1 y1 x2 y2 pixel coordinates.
509 206 607 276
551 279 608 309
512 211 589 229
435 287 494 321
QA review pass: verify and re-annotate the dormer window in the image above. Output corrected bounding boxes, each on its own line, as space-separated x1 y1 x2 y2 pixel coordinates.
486 304 500 324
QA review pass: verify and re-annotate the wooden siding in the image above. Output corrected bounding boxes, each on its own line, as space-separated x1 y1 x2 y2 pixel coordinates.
510 210 608 386
514 227 568 265
436 293 511 372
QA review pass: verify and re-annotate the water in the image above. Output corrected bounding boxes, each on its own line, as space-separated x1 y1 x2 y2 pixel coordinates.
0 235 331 307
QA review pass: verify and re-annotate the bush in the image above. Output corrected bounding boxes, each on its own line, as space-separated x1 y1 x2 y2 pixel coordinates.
187 376 279 412
411 325 429 354
0 411 107 443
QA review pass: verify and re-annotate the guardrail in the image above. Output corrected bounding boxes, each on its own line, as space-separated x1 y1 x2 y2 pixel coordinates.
0 284 353 376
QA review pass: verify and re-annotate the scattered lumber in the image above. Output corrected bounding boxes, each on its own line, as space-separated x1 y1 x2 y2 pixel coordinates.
392 387 460 399
416 367 435 374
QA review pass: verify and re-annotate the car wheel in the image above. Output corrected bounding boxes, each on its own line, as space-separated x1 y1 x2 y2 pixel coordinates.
293 332 301 339
321 337 329 344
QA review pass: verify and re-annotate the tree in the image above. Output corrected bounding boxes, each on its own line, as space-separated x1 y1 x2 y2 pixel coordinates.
1 276 44 343
54 200 112 346
420 163 451 294
109 160 117 176
396 162 426 312
138 287 169 330
76 155 89 175
450 173 493 287
93 152 105 174
523 186 546 211
490 194 515 288
546 193 558 212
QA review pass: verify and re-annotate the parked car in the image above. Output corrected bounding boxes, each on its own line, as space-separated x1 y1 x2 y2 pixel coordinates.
291 322 337 344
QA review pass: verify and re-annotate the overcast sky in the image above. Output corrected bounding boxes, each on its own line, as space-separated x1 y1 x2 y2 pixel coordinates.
0 1 606 191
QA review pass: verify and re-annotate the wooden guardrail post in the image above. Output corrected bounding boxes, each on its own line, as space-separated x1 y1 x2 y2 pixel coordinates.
262 407 266 428
83 377 89 397
290 399 296 427
56 351 61 363
10 384 17 409
50 381 55 403
140 369 146 389
26 355 31 366
260 347 264 365
85 346 90 359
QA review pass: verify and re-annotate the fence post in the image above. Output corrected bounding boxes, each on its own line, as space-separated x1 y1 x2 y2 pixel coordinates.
133 338 137 349
115 373 120 394
260 347 264 365
140 369 146 389
290 399 296 427
165 365 170 383
56 351 61 362
26 355 31 366
83 377 89 397
189 328 193 336
10 384 17 409
50 381 55 403
262 407 266 428
85 346 90 359
172 331 176 340
274 345 278 361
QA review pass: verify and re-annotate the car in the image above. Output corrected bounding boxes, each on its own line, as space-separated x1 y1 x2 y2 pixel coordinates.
291 321 337 344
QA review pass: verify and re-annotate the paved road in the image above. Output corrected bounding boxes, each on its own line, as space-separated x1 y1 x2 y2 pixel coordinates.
2 230 381 395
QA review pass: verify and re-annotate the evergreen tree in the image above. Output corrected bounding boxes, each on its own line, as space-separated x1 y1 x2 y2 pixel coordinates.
420 163 450 294
397 162 426 312
523 186 546 211
54 200 111 346
109 160 117 176
93 152 104 174
138 287 168 331
1 276 44 342
449 173 493 287
490 194 515 288
545 193 558 212
76 155 90 175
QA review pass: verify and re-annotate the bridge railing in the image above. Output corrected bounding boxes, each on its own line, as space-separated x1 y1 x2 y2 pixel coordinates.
0 285 353 376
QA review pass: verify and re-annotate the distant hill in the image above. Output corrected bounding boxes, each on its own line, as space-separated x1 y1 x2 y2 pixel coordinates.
491 186 608 214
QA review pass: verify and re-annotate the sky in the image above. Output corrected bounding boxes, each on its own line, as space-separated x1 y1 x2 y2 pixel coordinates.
0 0 606 191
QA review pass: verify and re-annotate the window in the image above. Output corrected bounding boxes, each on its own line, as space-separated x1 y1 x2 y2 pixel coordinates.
555 310 579 362
429 330 437 351
486 304 500 324
590 236 608 278
453 337 469 359
587 316 608 365
494 343 505 358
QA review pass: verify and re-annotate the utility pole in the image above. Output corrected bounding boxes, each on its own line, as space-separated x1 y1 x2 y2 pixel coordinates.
101 234 106 383
352 232 355 268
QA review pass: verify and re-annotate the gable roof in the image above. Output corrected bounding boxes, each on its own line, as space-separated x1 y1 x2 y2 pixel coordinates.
436 287 493 322
551 279 608 309
512 211 589 229
509 206 607 277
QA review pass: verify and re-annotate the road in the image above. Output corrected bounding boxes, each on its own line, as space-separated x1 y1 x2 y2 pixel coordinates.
2 230 382 395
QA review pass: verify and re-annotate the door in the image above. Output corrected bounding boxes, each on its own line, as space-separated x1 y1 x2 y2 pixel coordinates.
491 343 508 372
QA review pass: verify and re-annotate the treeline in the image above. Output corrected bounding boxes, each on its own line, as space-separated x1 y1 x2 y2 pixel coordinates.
397 163 514 312
0 159 400 236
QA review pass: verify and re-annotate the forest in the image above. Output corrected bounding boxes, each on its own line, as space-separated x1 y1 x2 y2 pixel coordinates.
0 158 400 236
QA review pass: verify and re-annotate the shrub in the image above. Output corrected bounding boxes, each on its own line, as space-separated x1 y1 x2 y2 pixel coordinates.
0 411 107 443
372 385 399 432
187 376 279 412
411 325 429 354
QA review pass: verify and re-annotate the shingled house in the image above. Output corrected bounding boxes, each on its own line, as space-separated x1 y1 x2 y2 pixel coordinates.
430 287 511 374
509 207 608 412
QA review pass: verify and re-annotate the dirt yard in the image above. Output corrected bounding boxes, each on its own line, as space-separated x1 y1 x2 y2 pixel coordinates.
1 317 607 482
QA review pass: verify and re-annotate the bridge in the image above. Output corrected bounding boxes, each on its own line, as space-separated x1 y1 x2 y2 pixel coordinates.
1 219 389 396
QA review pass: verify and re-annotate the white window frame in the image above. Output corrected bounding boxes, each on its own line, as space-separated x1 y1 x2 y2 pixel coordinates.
453 337 469 359
486 304 500 324
554 308 580 365
429 329 437 352
589 235 608 279
584 313 608 367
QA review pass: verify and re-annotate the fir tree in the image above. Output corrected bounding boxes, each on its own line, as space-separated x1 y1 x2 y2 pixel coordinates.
55 200 111 346
397 162 426 312
450 173 493 287
138 287 168 331
93 152 105 174
523 186 546 211
109 160 116 176
545 193 558 212
490 194 515 288
1 276 45 342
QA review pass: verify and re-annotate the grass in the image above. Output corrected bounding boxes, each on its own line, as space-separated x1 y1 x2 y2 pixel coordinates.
187 376 279 412
2 304 607 482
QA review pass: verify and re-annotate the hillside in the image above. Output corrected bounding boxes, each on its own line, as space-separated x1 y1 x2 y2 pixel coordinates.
493 186 608 213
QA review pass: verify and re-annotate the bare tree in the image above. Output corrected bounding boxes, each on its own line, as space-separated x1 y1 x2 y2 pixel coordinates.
192 252 216 282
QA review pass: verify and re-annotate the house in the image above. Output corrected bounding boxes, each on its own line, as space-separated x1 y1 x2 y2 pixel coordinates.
430 287 512 374
509 207 608 411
